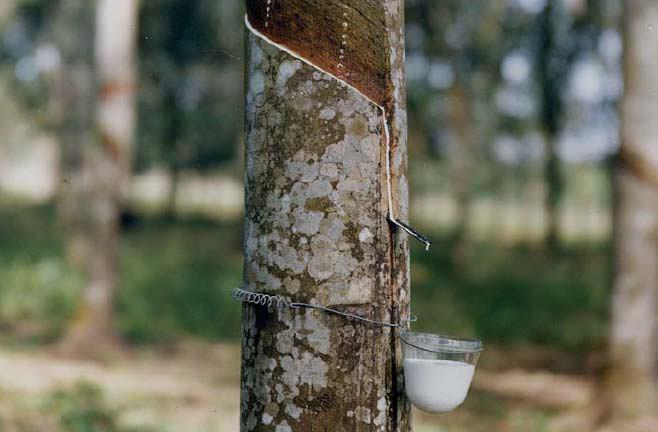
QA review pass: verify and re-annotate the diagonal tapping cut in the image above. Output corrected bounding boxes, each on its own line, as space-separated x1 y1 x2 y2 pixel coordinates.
245 14 432 250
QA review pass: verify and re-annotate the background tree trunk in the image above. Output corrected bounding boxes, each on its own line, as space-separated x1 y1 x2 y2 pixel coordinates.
240 0 411 430
163 86 182 220
52 0 96 269
537 0 565 252
449 81 472 267
59 0 139 356
606 0 658 419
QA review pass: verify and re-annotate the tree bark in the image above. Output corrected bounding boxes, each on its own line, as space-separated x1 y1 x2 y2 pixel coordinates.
606 0 658 419
164 86 182 220
537 1 565 252
59 0 139 356
240 1 411 430
448 81 472 266
52 0 96 269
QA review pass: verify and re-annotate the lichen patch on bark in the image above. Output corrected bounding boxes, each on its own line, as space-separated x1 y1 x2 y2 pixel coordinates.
243 32 385 305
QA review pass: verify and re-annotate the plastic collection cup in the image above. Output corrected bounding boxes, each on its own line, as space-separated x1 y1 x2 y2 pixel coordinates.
400 332 483 413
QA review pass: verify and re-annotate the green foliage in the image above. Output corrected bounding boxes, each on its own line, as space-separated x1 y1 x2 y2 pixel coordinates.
1 0 244 173
405 0 506 158
0 205 242 343
117 218 243 342
46 382 119 432
136 0 244 172
419 389 551 432
44 381 164 432
0 205 81 341
0 0 57 112
0 257 80 337
411 238 610 351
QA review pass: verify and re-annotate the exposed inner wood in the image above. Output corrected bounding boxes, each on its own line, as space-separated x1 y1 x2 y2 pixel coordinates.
246 0 392 110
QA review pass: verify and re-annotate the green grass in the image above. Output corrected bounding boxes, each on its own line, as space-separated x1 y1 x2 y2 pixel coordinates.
410 237 610 352
0 204 82 342
118 216 242 342
0 203 610 352
44 381 140 432
0 380 166 432
0 204 242 343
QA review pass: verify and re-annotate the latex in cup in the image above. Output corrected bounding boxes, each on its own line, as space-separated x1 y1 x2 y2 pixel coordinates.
400 332 483 413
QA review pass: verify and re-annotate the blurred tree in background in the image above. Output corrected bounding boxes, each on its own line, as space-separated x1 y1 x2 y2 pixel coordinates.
536 0 569 250
1 0 245 215
138 0 243 216
406 0 508 264
0 0 248 348
0 0 136 355
58 0 139 356
606 0 658 419
407 0 501 257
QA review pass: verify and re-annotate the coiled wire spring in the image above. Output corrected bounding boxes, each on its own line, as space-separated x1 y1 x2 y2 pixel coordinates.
232 287 417 328
232 287 291 308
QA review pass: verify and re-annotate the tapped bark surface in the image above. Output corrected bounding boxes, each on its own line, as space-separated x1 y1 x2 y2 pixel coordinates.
240 1 410 430
246 0 391 109
606 0 658 419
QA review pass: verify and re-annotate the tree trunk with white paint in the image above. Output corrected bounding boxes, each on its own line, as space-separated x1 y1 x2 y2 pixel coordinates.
59 0 139 355
240 0 411 430
606 0 658 419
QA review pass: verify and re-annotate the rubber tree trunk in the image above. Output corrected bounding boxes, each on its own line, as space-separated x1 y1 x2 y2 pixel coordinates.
240 0 411 430
164 87 182 220
537 1 565 251
59 0 139 355
52 0 96 268
448 81 472 267
606 0 658 419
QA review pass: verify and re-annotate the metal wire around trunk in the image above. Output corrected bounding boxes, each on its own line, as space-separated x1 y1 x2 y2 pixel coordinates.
233 288 417 328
